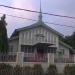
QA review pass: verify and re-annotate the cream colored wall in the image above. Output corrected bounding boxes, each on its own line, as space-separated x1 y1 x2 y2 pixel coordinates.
19 26 58 47
59 44 69 58
9 40 19 52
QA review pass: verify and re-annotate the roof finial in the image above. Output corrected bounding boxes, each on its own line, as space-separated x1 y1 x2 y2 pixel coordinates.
38 0 42 22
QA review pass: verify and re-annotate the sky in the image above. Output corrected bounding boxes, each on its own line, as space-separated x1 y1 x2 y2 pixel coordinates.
0 0 75 37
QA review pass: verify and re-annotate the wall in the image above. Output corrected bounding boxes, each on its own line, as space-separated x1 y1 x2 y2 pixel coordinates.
59 44 69 58
19 26 59 46
9 39 19 52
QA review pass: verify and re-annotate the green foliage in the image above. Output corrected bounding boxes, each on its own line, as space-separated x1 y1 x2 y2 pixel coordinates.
32 64 44 75
0 15 8 53
0 64 58 75
64 64 75 75
22 66 32 75
47 64 57 75
64 64 70 75
14 65 22 75
0 63 13 75
64 32 75 50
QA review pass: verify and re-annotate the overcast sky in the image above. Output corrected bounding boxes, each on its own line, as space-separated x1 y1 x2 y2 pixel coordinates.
0 0 75 37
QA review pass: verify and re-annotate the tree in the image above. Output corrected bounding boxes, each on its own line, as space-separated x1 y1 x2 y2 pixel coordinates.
47 64 58 75
14 65 22 75
60 31 75 50
65 32 75 49
0 14 8 53
32 64 44 75
64 64 75 75
22 66 32 75
0 63 13 75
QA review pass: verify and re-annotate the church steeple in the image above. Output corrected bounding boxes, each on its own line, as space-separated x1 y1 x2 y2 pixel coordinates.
38 0 42 22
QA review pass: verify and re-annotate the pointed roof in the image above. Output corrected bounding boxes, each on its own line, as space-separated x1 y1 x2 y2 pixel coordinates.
11 21 63 38
38 0 42 22
10 0 63 38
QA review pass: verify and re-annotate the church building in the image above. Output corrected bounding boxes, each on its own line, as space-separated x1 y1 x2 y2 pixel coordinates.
0 3 75 73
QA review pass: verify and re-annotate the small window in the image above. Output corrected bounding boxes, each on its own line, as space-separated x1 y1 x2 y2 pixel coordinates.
58 49 64 56
58 51 62 56
48 47 56 53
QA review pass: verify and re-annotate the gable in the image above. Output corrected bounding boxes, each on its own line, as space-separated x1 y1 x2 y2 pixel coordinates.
11 22 63 38
19 25 58 46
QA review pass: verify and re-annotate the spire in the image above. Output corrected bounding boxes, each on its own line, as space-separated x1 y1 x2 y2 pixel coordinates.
38 0 42 22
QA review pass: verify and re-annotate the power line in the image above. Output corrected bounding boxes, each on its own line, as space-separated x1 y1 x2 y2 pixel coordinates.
0 4 75 19
0 13 37 21
45 22 75 28
0 12 75 29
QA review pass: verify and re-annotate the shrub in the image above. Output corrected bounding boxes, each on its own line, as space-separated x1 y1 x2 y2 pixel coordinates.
0 63 13 75
64 64 75 75
47 64 57 75
14 65 22 75
22 66 32 75
32 64 44 75
64 64 70 75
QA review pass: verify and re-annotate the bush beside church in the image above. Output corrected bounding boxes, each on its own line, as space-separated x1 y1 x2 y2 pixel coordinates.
0 63 75 75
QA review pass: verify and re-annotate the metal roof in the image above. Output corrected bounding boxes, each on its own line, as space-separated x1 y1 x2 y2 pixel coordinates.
11 21 63 37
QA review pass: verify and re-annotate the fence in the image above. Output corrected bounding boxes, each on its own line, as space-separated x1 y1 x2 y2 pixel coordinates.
24 53 48 62
0 53 17 62
54 57 74 63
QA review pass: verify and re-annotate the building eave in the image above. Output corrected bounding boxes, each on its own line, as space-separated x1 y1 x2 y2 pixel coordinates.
14 22 63 37
9 36 19 41
59 40 75 53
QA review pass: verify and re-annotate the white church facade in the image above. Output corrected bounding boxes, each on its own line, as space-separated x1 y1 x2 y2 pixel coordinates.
9 20 74 64
0 11 75 73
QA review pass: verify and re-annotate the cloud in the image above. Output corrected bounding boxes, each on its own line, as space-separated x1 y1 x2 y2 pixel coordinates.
0 0 75 37
0 0 37 37
11 0 36 17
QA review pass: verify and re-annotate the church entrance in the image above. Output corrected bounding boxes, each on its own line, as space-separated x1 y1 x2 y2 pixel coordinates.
37 47 44 54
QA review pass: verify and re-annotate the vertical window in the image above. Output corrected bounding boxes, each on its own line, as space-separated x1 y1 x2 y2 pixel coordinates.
51 34 53 44
54 36 56 44
45 31 47 42
21 33 24 43
46 31 48 42
26 32 28 43
36 29 38 41
47 32 50 42
29 31 31 40
29 31 31 44
25 47 27 53
27 32 29 40
21 46 24 52
22 33 24 39
58 49 64 56
49 33 51 43
32 29 34 43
